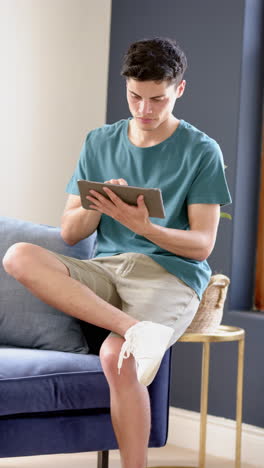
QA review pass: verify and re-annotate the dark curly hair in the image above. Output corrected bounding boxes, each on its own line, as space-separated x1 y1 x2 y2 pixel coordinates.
121 37 187 85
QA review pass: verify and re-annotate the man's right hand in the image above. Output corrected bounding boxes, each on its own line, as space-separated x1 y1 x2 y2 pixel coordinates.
60 179 128 245
104 178 128 186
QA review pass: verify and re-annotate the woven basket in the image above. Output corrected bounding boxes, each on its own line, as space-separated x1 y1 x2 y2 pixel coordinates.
186 274 230 333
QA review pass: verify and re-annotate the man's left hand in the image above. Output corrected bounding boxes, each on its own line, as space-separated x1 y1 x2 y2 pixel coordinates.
86 187 152 236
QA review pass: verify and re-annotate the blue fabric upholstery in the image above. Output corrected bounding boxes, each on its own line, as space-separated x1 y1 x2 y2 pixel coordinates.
0 217 172 459
0 413 118 457
0 347 109 416
0 216 96 353
0 348 171 457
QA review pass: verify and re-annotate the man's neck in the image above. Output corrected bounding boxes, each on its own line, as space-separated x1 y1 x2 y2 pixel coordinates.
128 116 180 148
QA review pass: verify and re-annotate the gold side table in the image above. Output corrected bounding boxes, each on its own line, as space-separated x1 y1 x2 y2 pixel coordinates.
151 325 245 468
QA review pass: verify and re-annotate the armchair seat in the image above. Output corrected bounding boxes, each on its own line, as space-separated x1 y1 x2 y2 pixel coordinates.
0 346 109 416
0 345 171 458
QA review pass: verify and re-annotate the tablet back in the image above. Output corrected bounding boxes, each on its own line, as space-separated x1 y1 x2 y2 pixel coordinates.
77 180 165 218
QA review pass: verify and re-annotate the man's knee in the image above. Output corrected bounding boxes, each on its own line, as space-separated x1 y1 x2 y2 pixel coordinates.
3 242 65 282
100 343 119 375
3 242 35 278
3 242 69 281
100 337 137 386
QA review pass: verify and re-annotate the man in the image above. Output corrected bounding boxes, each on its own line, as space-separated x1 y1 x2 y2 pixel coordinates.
3 37 231 467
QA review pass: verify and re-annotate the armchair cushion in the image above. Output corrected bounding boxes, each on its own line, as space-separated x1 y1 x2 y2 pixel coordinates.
0 344 171 426
0 346 109 416
0 216 97 354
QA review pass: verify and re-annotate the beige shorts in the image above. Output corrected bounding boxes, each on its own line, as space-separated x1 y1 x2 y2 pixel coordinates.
50 251 200 346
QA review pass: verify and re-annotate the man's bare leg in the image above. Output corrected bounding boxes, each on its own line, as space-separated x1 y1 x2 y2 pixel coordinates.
2 242 138 336
100 335 150 468
4 243 151 466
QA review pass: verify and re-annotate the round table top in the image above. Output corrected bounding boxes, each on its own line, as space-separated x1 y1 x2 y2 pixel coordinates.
179 325 245 343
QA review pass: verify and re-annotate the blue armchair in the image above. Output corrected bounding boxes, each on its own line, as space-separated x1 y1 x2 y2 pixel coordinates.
0 217 172 467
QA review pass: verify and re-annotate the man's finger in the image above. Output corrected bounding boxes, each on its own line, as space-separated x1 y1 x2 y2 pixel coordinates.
137 195 149 214
119 178 128 185
104 179 128 185
103 187 123 205
88 190 112 206
137 195 146 208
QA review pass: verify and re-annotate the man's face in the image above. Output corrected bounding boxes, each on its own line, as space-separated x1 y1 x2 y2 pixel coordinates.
126 78 185 131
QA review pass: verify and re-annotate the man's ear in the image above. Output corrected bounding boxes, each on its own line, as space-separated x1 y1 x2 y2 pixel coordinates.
176 80 186 98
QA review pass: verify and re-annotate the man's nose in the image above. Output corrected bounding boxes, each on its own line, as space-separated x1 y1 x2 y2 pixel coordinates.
138 99 152 114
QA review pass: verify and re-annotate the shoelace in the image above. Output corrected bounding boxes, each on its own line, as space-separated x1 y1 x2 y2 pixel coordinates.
117 332 153 375
117 336 136 374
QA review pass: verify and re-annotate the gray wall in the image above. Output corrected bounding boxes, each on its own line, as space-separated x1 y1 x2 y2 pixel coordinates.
107 0 264 428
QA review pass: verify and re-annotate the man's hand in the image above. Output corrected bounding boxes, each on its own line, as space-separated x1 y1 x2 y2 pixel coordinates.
86 178 152 235
104 178 128 186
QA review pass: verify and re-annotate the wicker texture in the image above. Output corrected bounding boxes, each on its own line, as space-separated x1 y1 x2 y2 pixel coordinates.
186 274 230 333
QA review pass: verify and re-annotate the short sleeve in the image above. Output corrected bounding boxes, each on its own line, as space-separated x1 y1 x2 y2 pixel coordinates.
66 133 93 195
187 142 232 207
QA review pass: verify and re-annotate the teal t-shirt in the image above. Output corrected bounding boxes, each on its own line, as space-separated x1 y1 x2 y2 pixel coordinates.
66 118 232 300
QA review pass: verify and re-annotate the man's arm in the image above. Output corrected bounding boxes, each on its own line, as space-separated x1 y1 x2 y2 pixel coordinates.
61 194 102 245
61 179 128 245
86 185 220 262
141 203 220 261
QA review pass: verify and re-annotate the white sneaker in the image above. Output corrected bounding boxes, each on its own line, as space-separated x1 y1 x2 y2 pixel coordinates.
117 321 174 386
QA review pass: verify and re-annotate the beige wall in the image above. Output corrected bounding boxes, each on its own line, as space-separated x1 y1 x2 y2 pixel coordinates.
0 0 111 226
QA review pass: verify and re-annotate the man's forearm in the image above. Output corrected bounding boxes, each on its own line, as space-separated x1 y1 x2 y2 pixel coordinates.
61 207 101 245
141 222 209 261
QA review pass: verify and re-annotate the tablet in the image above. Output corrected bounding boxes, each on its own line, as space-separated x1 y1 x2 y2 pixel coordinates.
77 180 165 218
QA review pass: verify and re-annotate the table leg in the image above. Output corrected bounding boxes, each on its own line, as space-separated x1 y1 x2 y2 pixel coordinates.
199 342 210 468
235 338 245 468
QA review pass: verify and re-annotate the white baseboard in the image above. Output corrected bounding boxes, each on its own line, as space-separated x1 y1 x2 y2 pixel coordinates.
168 407 264 468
